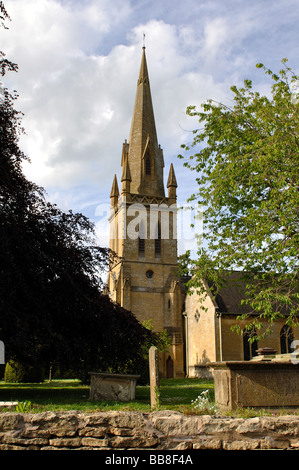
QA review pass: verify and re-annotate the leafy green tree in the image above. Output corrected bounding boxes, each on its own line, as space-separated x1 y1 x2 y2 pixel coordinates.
0 1 156 380
179 59 299 339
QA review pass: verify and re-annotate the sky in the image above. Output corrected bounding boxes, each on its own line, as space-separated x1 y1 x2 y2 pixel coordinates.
1 0 299 253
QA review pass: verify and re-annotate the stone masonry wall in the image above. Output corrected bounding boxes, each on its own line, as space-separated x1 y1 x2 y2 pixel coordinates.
0 410 299 450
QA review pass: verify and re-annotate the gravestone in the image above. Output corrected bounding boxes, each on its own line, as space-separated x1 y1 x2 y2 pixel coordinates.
89 372 140 402
149 346 160 409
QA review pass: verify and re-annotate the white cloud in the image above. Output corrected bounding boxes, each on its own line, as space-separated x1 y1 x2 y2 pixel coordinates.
3 10 214 193
1 0 299 249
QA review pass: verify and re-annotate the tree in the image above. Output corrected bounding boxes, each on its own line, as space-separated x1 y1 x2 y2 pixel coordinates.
0 1 156 380
179 59 299 339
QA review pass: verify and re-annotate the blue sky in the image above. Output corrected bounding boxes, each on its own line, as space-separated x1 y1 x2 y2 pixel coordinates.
1 0 298 252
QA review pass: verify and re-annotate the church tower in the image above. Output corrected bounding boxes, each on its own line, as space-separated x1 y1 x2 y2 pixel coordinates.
108 47 184 378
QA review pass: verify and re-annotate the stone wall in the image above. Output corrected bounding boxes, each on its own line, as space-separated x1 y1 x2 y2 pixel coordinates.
0 410 299 450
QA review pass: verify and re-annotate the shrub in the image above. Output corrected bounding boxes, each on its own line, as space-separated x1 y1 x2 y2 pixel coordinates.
4 360 45 383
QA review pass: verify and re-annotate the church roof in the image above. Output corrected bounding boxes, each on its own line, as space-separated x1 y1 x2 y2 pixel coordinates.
209 271 291 316
211 271 253 315
183 270 292 316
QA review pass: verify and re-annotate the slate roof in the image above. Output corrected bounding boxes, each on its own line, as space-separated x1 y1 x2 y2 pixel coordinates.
182 270 294 316
212 271 253 315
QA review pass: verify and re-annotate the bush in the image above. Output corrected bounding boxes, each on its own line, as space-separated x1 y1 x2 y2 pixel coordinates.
4 360 45 383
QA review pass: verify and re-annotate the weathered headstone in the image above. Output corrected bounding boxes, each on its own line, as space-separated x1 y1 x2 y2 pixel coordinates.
149 346 160 410
89 372 140 402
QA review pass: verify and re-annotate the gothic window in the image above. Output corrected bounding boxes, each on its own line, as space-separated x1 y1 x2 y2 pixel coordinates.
155 222 161 256
145 155 151 175
243 330 258 360
280 325 294 354
138 221 145 257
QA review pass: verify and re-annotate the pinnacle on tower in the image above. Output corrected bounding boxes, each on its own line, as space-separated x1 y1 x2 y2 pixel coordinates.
121 157 131 182
121 157 131 195
167 163 178 188
110 174 119 207
167 163 178 200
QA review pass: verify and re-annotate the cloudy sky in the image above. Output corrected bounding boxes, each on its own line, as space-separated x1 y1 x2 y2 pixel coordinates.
1 0 298 251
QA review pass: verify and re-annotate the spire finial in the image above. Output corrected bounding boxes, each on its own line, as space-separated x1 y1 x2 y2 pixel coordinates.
143 33 146 49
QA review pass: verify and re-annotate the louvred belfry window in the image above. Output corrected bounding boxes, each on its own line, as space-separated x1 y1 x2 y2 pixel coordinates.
155 222 161 256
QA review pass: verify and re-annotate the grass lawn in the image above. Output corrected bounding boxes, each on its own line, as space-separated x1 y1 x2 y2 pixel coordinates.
0 378 214 413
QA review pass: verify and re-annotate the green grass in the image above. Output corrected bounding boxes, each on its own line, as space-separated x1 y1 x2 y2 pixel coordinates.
1 378 298 417
0 378 214 413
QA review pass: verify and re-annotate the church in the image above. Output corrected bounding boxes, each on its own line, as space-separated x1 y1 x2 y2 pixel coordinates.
107 47 299 378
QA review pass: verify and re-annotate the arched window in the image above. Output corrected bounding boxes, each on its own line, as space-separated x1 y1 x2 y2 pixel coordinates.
138 221 145 257
280 325 294 354
155 222 161 257
145 156 151 175
243 329 258 361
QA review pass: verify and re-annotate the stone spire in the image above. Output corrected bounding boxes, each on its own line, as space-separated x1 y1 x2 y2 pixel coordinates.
125 47 165 196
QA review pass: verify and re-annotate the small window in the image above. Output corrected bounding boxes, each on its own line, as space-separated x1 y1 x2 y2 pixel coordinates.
146 270 154 279
145 156 151 175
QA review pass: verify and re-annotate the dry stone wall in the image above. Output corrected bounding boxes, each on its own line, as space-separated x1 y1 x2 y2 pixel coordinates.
0 410 299 450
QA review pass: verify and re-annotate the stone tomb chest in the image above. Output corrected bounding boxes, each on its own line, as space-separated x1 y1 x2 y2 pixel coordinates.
208 361 299 410
89 372 140 402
